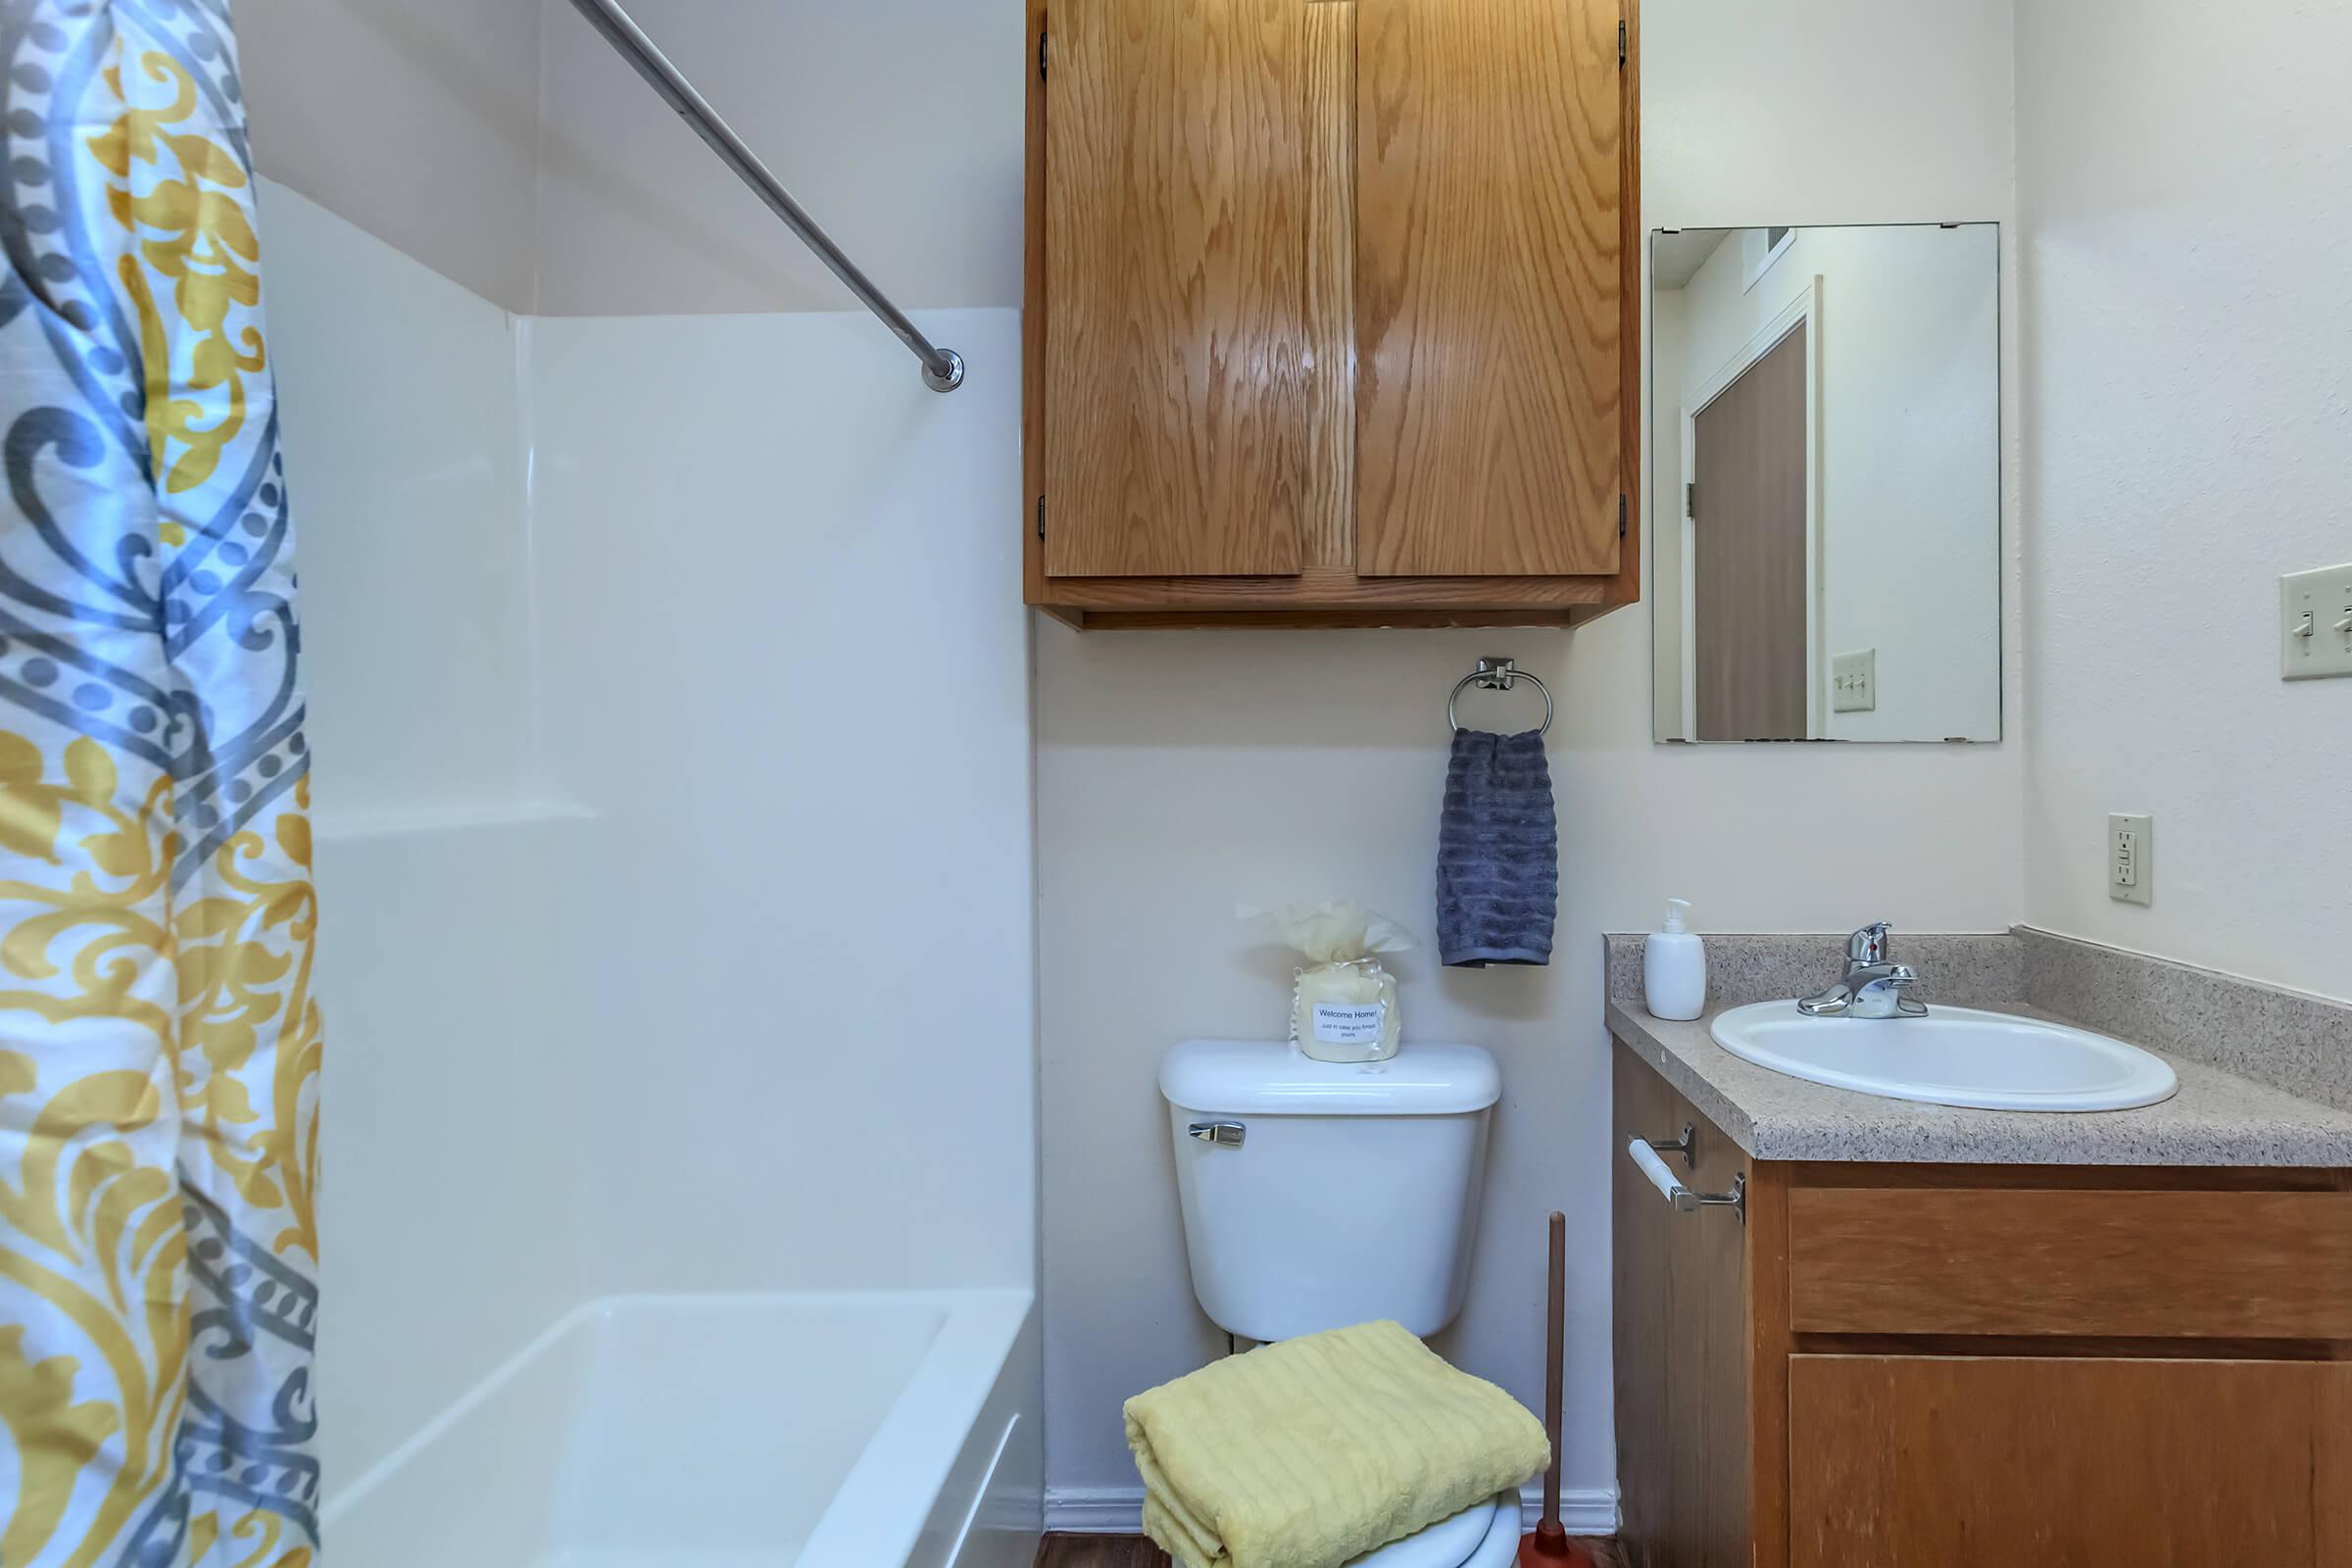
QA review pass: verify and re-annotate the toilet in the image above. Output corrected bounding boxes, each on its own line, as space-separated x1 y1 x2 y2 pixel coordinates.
1159 1038 1519 1568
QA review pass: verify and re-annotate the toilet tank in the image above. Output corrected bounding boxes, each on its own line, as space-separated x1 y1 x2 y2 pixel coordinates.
1159 1039 1500 1343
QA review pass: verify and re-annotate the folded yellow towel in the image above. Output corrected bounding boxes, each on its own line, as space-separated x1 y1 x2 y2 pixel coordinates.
1123 1319 1549 1568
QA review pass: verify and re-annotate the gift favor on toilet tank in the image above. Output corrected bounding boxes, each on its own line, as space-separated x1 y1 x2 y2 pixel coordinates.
1242 902 1414 1062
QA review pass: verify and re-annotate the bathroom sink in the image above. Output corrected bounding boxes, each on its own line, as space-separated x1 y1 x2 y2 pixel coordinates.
1709 1003 2179 1112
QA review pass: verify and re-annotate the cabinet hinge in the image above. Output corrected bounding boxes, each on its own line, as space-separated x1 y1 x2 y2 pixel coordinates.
1038 23 1049 80
1036 495 1047 541
1686 482 1695 519
1618 19 1627 66
1619 494 1628 539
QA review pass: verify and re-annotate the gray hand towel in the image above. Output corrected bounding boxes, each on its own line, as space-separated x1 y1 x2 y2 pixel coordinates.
1437 729 1558 967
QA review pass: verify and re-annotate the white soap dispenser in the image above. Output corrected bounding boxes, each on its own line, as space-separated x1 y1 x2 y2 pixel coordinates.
1643 899 1707 1021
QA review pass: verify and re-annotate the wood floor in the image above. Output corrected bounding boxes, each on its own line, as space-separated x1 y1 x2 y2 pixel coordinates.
1036 1533 1625 1566
1035 1539 1168 1568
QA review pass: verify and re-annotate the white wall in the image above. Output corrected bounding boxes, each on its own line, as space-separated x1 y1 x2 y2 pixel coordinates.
242 0 1027 318
1658 224 2003 742
262 179 592 1493
526 309 1037 1294
1643 0 2015 232
530 0 1026 316
1036 0 2022 1513
2016 0 2352 1003
241 0 544 310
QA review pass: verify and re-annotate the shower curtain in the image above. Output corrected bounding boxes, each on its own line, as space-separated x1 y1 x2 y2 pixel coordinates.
0 2 322 1565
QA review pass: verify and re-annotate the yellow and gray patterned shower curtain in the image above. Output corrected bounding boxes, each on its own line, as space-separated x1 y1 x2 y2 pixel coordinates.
0 1 322 1564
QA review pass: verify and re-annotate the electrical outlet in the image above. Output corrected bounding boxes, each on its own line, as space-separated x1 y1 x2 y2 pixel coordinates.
2108 813 2152 906
1832 649 1877 713
2281 563 2352 680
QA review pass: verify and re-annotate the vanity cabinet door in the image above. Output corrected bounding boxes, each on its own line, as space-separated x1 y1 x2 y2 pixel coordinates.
1611 1054 1674 1564
1612 1048 1754 1568
1788 1355 2352 1565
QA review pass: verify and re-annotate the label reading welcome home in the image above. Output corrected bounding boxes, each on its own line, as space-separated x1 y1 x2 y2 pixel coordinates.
1311 1003 1387 1047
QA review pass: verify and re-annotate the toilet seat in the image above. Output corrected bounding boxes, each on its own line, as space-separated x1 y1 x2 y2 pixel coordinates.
1343 1493 1520 1568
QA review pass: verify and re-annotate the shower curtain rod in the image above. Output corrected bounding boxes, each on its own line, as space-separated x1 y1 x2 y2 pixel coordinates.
564 0 964 393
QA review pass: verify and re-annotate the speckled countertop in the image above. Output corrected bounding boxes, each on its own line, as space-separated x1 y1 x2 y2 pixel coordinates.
1602 932 2352 1167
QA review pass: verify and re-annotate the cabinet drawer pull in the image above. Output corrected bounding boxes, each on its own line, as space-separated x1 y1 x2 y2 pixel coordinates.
1627 1137 1746 1224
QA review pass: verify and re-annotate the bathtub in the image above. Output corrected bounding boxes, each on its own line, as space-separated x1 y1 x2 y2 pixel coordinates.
325 1289 1039 1568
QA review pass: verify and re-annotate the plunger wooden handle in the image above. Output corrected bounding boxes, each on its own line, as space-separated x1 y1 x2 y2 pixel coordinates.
1544 1209 1564 1523
1519 1210 1592 1567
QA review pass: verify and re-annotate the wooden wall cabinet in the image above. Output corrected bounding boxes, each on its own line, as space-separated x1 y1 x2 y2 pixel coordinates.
1022 0 1642 629
1612 1044 2352 1566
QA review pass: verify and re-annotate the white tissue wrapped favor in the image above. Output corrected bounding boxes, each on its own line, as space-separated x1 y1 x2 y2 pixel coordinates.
1240 902 1415 1063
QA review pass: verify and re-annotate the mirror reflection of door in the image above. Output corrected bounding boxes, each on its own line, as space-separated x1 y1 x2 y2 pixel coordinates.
1692 321 1808 741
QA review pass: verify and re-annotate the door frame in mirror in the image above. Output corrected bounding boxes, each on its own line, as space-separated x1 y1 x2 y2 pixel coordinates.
1672 274 1824 741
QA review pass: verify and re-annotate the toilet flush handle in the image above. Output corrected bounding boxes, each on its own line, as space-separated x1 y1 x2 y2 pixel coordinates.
1188 1121 1247 1149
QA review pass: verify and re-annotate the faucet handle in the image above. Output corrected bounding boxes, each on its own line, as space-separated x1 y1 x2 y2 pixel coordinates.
1846 921 1893 965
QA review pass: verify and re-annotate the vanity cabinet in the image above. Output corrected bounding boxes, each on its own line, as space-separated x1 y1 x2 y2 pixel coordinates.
1022 0 1641 628
1611 1043 2352 1566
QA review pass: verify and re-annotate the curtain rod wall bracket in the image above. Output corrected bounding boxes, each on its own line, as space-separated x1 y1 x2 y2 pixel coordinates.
564 0 965 394
922 349 965 394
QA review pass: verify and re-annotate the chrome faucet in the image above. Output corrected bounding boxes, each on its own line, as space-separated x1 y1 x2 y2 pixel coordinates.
1797 921 1928 1018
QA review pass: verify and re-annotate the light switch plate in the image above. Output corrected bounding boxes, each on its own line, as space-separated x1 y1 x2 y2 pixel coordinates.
1832 648 1877 712
2108 812 2152 906
2281 563 2352 680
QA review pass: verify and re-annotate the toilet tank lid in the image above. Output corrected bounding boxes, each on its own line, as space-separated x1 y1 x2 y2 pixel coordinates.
1158 1040 1501 1116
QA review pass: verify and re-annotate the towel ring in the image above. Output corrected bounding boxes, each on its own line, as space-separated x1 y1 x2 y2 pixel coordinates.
1447 657 1553 736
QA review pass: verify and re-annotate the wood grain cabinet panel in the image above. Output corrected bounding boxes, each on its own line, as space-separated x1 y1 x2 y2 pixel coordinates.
1611 1054 1762 1568
1354 0 1624 578
1610 1042 2352 1568
1042 0 1308 578
1789 1186 2352 1340
1024 0 1642 626
1610 1055 1674 1567
1788 1356 2352 1566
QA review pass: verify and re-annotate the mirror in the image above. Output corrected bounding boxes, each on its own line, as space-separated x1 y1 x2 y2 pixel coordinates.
1649 223 2001 743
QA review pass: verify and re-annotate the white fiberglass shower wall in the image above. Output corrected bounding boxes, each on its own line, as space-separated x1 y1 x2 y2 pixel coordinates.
240 1 1039 1562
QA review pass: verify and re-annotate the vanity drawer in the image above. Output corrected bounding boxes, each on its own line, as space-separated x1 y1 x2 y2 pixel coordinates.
1788 1185 2352 1340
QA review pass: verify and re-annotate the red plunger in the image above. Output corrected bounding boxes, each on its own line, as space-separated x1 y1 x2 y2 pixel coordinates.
1519 1210 1594 1567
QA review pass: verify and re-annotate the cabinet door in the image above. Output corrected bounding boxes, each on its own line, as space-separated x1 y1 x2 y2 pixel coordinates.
1613 1050 1752 1568
1355 0 1624 576
1043 0 1307 577
1789 1356 2352 1565
1611 1056 1674 1562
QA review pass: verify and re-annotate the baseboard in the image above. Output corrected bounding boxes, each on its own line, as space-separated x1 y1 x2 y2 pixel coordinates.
1045 1485 1619 1538
1043 1489 1155 1534
1512 1484 1619 1535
